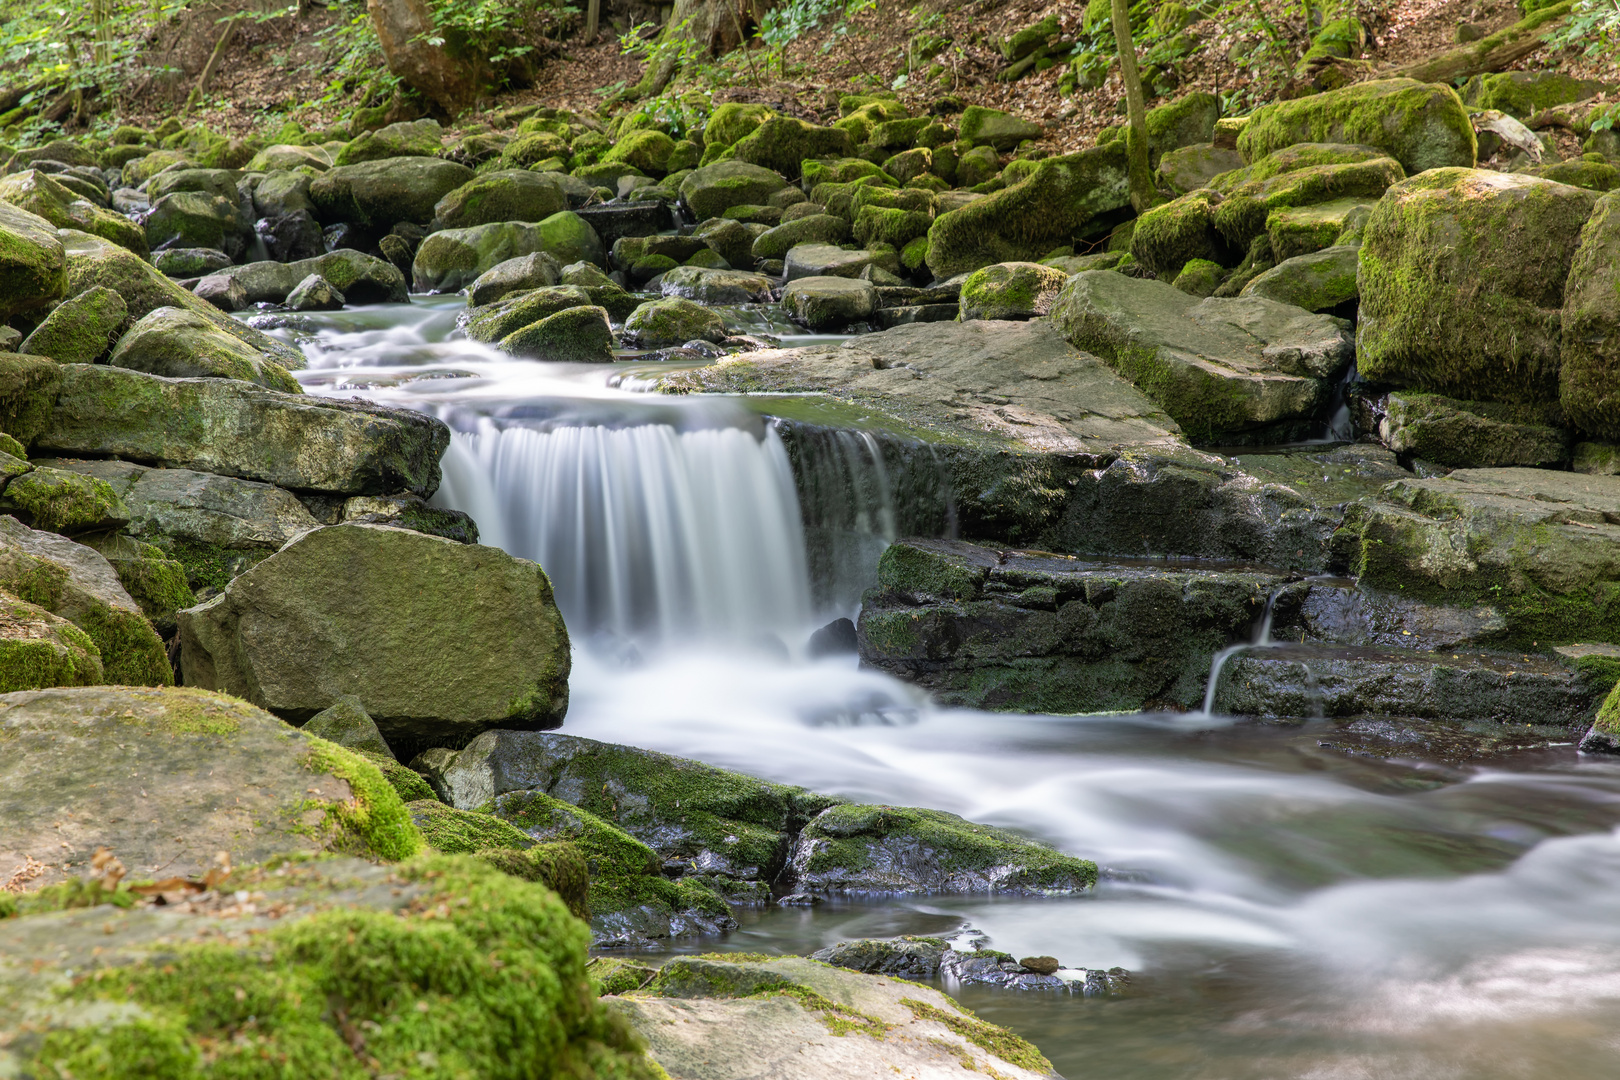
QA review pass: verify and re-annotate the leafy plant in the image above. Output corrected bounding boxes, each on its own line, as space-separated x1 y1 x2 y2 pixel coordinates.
1545 0 1620 61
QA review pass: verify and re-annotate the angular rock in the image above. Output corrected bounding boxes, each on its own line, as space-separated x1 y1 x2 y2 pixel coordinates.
959 261 1070 321
0 589 102 691
958 105 1044 150
1241 244 1359 312
151 246 233 277
0 201 66 319
0 466 129 534
179 524 570 743
1051 269 1354 441
192 272 249 312
340 492 477 544
660 265 772 304
308 156 476 229
573 201 673 245
144 190 242 256
0 515 170 685
1158 142 1245 194
34 364 448 496
1379 392 1569 467
1237 77 1476 174
70 532 194 634
811 936 949 977
254 208 325 263
783 275 877 330
285 272 345 311
303 694 393 757
1358 168 1597 404
0 170 147 257
787 801 1096 894
251 169 316 218
783 242 883 281
18 285 126 363
109 306 301 392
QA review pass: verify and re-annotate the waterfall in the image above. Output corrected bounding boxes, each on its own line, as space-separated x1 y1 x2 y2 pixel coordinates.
1200 589 1283 715
433 416 812 646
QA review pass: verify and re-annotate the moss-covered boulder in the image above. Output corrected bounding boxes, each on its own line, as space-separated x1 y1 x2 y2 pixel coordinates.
0 854 661 1080
1378 391 1569 467
464 285 595 343
179 523 570 745
958 105 1044 150
1336 468 1620 647
959 261 1070 320
1236 78 1476 174
783 276 878 330
1172 258 1226 297
1266 196 1372 260
1560 188 1620 440
309 156 475 229
679 160 792 221
1578 679 1620 753
729 116 853 178
0 514 170 685
1050 270 1353 442
660 266 772 304
1130 189 1227 278
466 251 562 306
144 190 241 256
926 143 1130 277
216 249 407 308
623 297 728 347
18 285 125 364
1158 142 1245 194
60 231 304 371
1207 150 1405 253
108 307 301 393
332 117 443 165
1357 168 1598 404
788 802 1095 894
433 168 570 229
499 304 615 362
603 129 678 176
1240 244 1359 312
611 954 1056 1078
0 466 128 534
245 142 331 172
1526 158 1620 192
251 168 316 218
703 102 774 151
0 170 148 257
0 589 102 691
0 202 65 320
1474 70 1609 119
1144 91 1221 166
145 166 237 204
749 212 852 259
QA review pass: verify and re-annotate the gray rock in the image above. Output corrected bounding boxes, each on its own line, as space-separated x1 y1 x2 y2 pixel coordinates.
285 272 345 312
959 261 1070 321
252 169 316 218
18 285 126 363
782 275 877 329
414 215 602 293
151 247 233 278
678 160 792 221
218 249 407 306
1378 391 1569 468
303 694 393 757
467 251 562 306
341 492 478 544
810 936 948 977
783 242 883 281
498 304 615 362
108 306 301 392
1240 244 1359 312
179 524 570 744
34 364 449 496
1157 142 1246 194
193 272 249 312
144 191 242 256
659 265 772 304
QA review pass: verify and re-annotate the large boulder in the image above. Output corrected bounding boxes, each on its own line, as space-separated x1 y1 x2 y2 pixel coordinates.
660 266 772 304
0 590 102 691
498 305 615 362
179 524 570 744
60 230 305 370
467 251 562 306
622 297 728 347
108 306 301 392
959 261 1070 320
412 214 603 292
1561 188 1620 439
1241 244 1360 312
609 954 1058 1079
308 156 475 229
333 117 443 165
33 364 448 496
251 168 316 218
433 169 569 229
679 160 792 221
1357 168 1598 404
0 686 420 889
0 202 65 320
1050 270 1354 441
0 170 147 257
1336 468 1620 647
728 116 853 178
217 248 407 306
0 515 170 685
926 143 1130 277
20 286 128 365
782 275 877 329
464 285 595 343
1378 392 1569 467
958 105 1044 150
1236 78 1476 174
144 190 242 255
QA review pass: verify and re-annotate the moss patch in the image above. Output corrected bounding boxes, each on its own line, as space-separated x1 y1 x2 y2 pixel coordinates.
303 738 424 862
901 997 1052 1073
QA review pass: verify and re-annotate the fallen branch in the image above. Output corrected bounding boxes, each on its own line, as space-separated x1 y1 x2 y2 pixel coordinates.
183 13 243 115
1395 0 1574 85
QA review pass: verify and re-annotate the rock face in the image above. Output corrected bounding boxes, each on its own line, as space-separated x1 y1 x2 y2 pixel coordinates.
1336 468 1620 648
788 802 1097 895
607 954 1060 1079
0 202 65 319
1236 78 1476 174
0 686 421 888
0 856 658 1080
1050 270 1354 442
859 538 1289 712
179 524 571 744
1357 168 1597 404
0 515 170 686
1560 188 1620 439
33 364 449 496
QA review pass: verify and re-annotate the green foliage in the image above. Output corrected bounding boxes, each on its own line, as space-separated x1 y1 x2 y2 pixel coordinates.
756 0 877 77
1545 0 1620 62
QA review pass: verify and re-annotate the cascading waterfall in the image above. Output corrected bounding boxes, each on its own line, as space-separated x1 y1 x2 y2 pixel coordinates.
1200 589 1283 715
432 415 812 645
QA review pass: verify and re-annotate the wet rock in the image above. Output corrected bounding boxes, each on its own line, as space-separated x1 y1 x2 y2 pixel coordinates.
109 306 302 392
0 170 147 257
660 265 772 304
610 954 1058 1079
463 284 594 342
624 297 728 347
466 250 561 306
218 248 408 306
1241 244 1359 312
959 261 1069 321
285 272 345 312
1379 392 1569 468
940 950 1073 991
179 524 569 745
0 515 170 685
0 202 65 320
1051 269 1354 443
788 801 1096 894
809 616 858 657
308 156 475 230
340 492 478 544
18 285 126 364
1578 681 1620 753
34 364 449 496
859 537 1291 712
811 936 949 977
783 275 877 330
499 304 615 362
254 209 325 263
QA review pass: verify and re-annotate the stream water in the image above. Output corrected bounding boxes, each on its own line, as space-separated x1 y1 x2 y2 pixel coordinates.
265 297 1620 1078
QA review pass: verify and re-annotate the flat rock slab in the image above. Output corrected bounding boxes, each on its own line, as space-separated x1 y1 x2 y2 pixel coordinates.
608 955 1061 1079
1050 270 1355 442
658 319 1182 456
33 364 449 496
0 687 377 887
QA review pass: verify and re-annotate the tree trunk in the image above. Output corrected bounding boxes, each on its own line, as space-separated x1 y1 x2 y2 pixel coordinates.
623 0 769 100
1395 0 1573 84
366 0 486 117
183 14 240 114
585 0 600 41
1110 0 1155 213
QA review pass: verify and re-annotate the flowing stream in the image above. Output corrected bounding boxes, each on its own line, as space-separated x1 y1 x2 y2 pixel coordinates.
267 298 1620 1078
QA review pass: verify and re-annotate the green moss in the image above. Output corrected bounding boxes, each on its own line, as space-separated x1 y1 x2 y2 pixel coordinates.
852 205 932 248
150 536 270 596
357 750 437 803
1477 69 1598 118
410 798 533 854
1131 190 1224 278
1594 681 1620 735
730 116 854 178
30 855 659 1080
1172 258 1226 297
476 842 591 920
303 738 424 861
1571 652 1620 695
0 592 100 690
649 957 888 1038
590 956 661 995
900 997 1052 1072
2 468 124 534
1235 77 1476 174
704 103 774 150
603 129 677 175
0 352 63 447
70 601 173 687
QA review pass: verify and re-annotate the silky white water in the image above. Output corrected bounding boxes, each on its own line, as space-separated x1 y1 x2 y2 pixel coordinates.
268 299 1620 1078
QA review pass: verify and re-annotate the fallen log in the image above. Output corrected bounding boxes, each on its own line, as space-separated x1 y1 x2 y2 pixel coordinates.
1395 0 1574 84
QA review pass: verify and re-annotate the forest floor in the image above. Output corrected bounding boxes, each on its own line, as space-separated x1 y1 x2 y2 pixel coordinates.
102 0 1620 153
